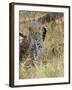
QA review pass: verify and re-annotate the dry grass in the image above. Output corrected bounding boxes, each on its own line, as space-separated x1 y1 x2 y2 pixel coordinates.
19 11 64 79
19 55 64 79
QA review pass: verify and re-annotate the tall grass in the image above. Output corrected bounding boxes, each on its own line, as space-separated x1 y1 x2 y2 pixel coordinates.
19 54 64 79
19 11 64 79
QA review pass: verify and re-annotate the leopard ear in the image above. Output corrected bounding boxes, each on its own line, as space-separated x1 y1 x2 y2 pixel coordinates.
42 26 48 41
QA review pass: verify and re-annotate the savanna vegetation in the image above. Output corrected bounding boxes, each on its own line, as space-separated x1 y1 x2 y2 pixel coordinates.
19 11 64 79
